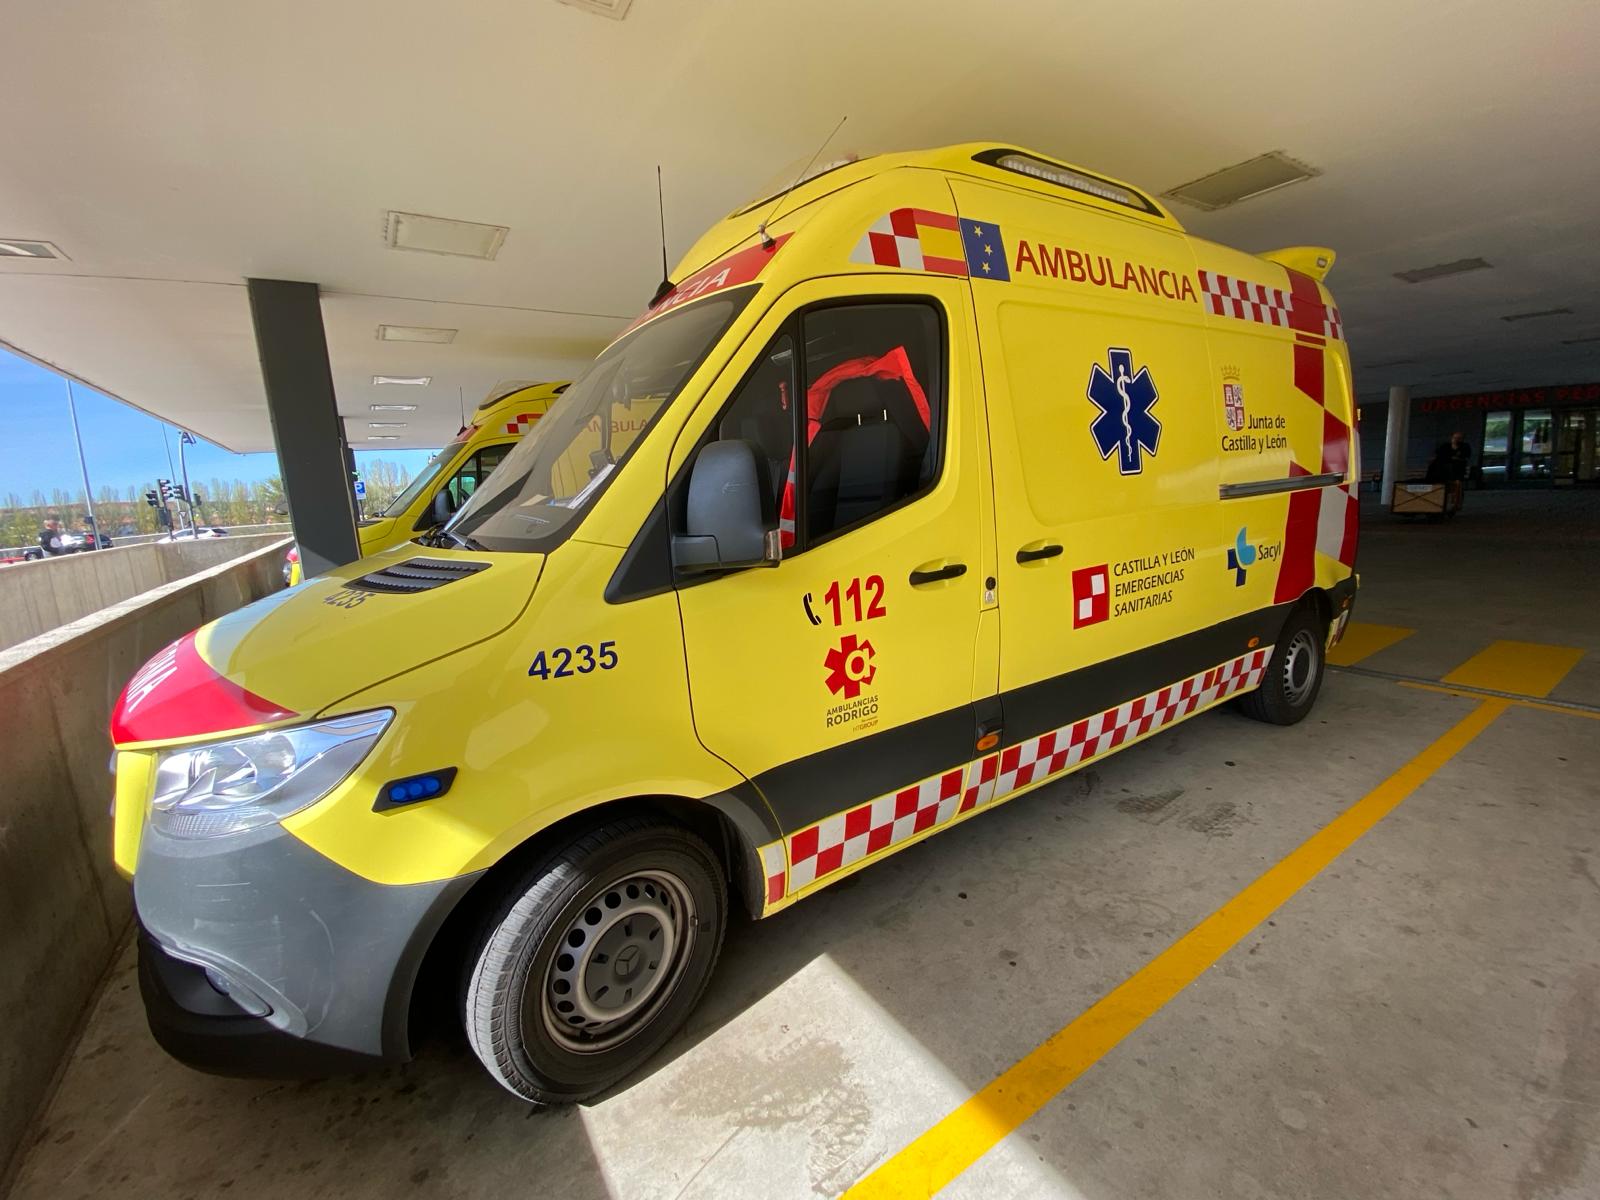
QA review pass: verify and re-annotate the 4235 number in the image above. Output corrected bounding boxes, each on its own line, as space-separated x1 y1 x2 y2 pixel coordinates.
529 641 618 680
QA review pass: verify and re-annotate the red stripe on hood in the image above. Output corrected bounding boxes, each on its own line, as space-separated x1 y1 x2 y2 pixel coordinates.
111 631 298 744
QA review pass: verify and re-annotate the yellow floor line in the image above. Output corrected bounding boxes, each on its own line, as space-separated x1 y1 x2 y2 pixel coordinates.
1399 680 1600 721
1326 622 1415 667
843 698 1509 1200
1441 640 1585 699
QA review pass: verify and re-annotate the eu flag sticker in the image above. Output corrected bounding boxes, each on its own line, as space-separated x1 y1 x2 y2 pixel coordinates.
960 219 1010 281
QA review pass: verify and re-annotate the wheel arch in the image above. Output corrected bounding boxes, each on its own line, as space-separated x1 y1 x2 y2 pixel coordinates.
403 787 774 1057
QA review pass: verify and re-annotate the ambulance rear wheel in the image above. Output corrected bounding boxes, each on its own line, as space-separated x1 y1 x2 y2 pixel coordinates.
1239 606 1325 726
462 817 726 1103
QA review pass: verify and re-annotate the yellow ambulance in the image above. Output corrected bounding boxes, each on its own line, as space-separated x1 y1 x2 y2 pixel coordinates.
284 381 568 585
111 144 1357 1102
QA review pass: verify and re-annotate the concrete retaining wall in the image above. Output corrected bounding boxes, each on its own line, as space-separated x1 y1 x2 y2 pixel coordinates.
0 534 289 652
0 537 290 1185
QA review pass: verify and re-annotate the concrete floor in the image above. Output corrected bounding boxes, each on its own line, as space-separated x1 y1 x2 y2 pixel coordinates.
7 491 1598 1200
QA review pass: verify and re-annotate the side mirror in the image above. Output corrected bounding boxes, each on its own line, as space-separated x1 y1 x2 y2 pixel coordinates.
672 440 781 574
430 488 456 528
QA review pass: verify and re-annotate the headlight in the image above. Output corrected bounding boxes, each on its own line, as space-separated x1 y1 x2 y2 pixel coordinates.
150 710 392 839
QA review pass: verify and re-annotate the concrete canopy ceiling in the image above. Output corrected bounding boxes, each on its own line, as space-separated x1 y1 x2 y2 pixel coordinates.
2 0 1597 452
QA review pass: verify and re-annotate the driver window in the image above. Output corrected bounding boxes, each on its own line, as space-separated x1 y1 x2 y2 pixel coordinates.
445 449 486 510
714 334 796 522
700 303 944 553
798 304 943 544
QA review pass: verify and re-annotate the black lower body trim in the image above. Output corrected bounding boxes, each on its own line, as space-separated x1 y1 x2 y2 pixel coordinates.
1000 605 1290 748
752 602 1308 835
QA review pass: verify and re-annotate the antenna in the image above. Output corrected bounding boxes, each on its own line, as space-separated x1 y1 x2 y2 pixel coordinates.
650 165 674 307
458 386 466 433
757 115 847 250
657 165 670 282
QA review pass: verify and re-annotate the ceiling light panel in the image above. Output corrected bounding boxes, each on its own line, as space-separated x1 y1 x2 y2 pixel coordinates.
1394 258 1492 284
368 435 400 441
370 403 418 411
1501 307 1574 323
0 239 67 260
378 324 458 343
1163 152 1320 211
373 375 431 386
367 421 408 428
557 0 633 18
385 212 508 260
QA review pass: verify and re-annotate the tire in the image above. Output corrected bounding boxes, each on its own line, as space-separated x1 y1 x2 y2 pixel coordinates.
1238 604 1326 726
462 817 726 1104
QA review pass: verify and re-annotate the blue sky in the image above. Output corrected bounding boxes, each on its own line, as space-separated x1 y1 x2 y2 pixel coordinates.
0 346 437 500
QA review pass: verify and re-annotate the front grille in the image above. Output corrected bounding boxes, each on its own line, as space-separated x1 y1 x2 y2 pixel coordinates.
347 557 490 594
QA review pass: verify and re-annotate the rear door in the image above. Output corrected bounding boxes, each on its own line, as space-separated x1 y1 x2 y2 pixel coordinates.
674 276 993 897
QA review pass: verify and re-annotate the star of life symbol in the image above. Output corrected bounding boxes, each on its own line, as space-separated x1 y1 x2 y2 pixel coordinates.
1087 348 1161 475
823 634 876 699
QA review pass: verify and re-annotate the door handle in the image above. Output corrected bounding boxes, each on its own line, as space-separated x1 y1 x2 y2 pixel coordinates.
909 562 968 587
1016 542 1064 564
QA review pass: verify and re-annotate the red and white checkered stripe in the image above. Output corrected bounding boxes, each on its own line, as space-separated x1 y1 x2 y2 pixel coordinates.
990 649 1268 804
778 464 797 542
771 648 1272 907
1316 480 1359 565
1323 305 1343 341
1198 271 1294 327
850 213 925 271
758 841 787 908
504 412 542 435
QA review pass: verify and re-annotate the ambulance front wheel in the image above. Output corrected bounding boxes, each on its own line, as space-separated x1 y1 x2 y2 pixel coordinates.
1239 605 1326 726
462 817 727 1103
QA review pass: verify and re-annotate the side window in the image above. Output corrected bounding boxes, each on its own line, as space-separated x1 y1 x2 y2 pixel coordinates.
475 443 511 486
694 300 944 558
796 303 944 544
714 334 796 523
446 445 509 510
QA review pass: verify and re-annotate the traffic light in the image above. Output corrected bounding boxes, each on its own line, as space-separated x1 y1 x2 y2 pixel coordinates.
158 478 175 502
144 489 159 507
192 492 204 508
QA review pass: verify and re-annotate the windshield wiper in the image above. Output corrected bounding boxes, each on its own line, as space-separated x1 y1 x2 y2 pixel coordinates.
446 528 489 552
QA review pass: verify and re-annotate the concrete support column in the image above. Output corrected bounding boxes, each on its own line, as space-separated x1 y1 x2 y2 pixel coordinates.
246 279 360 578
1380 384 1410 508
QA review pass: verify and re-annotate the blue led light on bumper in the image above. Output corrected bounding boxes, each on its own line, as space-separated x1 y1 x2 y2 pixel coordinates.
373 767 458 812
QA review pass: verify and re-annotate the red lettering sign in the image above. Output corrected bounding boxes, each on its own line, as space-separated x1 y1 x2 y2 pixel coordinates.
1011 238 1197 304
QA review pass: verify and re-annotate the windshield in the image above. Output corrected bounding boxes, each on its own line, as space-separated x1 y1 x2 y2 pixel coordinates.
447 293 750 552
381 437 470 517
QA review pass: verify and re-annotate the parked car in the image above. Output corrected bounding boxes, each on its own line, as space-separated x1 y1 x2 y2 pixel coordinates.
157 526 228 542
60 532 113 551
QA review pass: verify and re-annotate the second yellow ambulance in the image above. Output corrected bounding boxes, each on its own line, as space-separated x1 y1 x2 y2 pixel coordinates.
110 143 1356 1103
286 381 567 584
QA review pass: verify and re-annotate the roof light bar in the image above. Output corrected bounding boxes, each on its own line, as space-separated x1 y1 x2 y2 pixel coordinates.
978 150 1158 215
